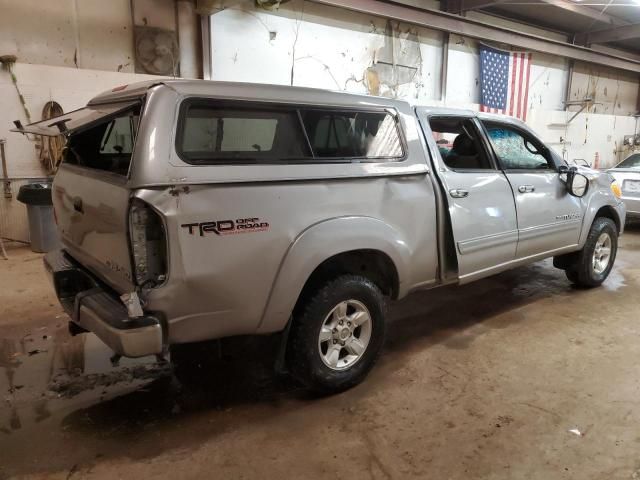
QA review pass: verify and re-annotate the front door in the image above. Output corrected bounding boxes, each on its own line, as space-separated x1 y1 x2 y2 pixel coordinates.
418 111 518 281
481 121 583 259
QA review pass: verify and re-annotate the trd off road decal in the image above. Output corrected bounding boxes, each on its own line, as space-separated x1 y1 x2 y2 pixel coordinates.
181 217 270 236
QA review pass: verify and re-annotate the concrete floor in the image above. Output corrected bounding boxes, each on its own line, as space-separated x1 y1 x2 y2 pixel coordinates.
2 224 640 479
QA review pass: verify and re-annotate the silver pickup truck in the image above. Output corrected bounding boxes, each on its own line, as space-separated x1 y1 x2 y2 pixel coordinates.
13 80 625 393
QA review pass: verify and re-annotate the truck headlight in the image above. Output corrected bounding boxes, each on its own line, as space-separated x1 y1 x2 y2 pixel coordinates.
611 181 622 198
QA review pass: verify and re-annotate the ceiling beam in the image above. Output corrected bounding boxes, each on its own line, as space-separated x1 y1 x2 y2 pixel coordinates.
308 0 640 73
443 0 509 14
579 23 640 45
538 0 628 26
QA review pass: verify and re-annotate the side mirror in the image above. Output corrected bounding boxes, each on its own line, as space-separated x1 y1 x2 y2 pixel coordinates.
567 170 589 197
559 164 569 183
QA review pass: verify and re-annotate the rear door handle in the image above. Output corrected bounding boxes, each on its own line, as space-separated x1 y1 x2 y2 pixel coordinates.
518 185 535 193
449 189 469 198
73 197 83 213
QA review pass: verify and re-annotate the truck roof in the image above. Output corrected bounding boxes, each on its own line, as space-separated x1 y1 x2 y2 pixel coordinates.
88 79 411 110
88 79 527 129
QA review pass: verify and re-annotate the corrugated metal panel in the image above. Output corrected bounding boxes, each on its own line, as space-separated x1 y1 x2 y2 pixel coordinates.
0 178 49 243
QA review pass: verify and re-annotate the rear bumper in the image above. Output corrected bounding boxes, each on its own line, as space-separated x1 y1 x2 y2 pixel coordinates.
44 249 163 357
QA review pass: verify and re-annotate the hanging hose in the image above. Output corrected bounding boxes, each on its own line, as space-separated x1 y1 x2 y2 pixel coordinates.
39 101 65 174
0 56 66 175
0 55 32 125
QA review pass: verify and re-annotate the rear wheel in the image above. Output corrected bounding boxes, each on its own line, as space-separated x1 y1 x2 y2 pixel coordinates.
287 275 386 394
565 217 617 287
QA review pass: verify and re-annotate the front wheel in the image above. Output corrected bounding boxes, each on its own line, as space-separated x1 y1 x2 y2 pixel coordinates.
566 217 618 288
287 275 386 395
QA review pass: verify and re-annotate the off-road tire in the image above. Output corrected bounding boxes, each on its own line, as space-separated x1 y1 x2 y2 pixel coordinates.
287 275 386 395
565 217 618 288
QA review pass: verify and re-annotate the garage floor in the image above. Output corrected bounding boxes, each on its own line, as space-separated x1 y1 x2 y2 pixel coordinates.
2 224 640 479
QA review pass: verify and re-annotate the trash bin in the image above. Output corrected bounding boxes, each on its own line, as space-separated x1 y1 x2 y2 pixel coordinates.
17 182 60 253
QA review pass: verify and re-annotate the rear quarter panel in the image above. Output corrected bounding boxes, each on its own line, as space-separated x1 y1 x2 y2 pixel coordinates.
141 177 437 343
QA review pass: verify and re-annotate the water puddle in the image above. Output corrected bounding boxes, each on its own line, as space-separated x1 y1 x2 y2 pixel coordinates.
603 262 627 292
0 324 168 436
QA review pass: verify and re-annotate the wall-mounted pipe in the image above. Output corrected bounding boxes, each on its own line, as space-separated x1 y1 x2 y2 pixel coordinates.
0 140 11 199
177 0 202 79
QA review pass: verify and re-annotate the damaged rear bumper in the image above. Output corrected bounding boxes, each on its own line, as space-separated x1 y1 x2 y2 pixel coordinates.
44 249 163 358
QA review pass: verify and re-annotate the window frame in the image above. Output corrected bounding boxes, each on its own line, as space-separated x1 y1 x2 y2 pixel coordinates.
479 120 557 173
62 104 143 178
427 115 500 173
174 97 408 166
99 110 138 155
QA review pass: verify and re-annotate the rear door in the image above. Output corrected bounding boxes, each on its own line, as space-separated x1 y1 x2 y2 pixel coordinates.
481 121 583 259
43 103 142 293
417 111 518 281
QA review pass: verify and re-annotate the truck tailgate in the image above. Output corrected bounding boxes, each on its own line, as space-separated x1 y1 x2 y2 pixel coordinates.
53 166 135 293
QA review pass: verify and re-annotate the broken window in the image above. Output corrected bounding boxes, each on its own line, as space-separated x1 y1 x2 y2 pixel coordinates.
483 123 551 170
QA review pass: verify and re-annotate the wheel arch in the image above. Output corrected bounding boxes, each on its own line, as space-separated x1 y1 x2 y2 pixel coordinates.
579 196 623 248
256 216 411 334
593 205 621 232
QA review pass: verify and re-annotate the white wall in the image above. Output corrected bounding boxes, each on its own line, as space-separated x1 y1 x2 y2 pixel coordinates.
208 1 639 169
0 0 185 241
570 61 639 117
0 0 136 72
1 63 163 178
0 64 164 241
210 0 444 101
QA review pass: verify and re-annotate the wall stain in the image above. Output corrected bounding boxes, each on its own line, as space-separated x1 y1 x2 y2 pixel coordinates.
367 20 423 98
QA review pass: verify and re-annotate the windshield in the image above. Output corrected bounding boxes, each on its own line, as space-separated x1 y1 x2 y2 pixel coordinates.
614 154 640 169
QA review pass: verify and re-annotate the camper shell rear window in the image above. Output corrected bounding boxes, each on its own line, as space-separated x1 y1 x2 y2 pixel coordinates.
176 99 405 165
63 104 141 176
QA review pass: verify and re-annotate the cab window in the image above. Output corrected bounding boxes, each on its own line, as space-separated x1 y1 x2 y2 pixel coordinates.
483 123 552 170
429 117 493 170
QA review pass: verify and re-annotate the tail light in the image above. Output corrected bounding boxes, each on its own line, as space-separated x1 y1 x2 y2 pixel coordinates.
129 199 167 286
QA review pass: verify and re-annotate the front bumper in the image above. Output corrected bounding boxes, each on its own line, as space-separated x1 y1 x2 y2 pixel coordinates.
621 195 640 217
44 249 163 357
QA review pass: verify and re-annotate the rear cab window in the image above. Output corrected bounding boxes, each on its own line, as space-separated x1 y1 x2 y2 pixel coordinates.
176 99 405 164
64 104 141 176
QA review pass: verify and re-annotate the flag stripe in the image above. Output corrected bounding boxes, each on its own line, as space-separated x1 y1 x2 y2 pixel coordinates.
512 56 521 119
516 53 525 119
522 53 532 122
508 53 517 117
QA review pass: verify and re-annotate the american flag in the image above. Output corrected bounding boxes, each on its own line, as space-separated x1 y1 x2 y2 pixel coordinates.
479 44 532 121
